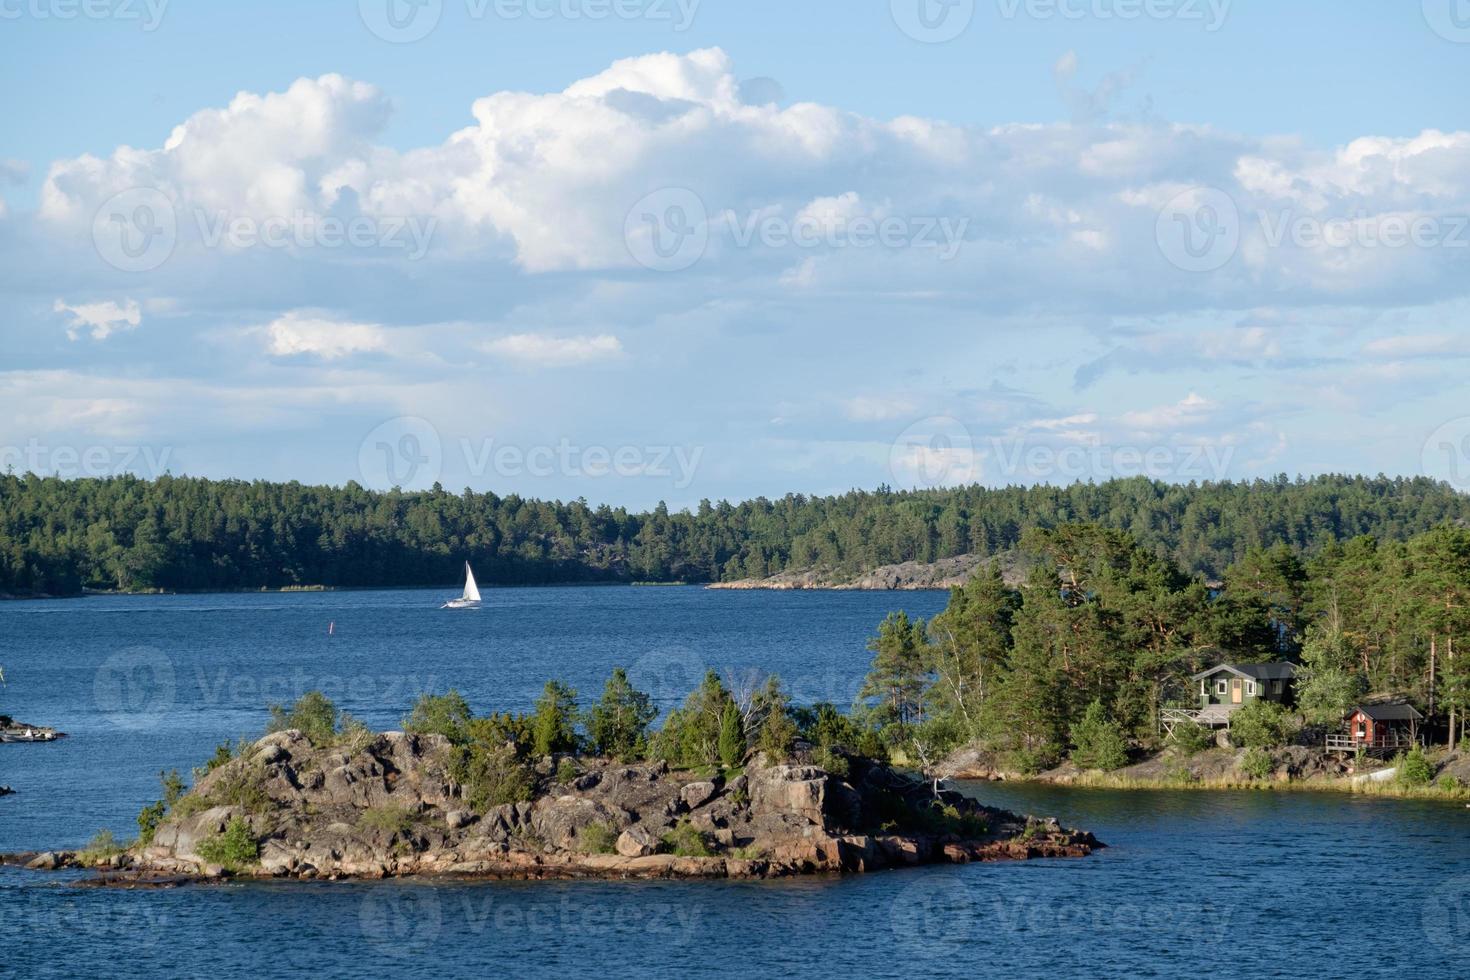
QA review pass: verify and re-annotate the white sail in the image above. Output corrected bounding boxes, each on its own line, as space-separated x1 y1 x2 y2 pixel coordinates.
462 562 482 603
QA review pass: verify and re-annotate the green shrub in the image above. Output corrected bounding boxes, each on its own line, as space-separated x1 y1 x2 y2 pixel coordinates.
555 757 579 784
1069 700 1129 771
1170 722 1215 755
650 671 734 770
403 691 474 745
196 740 240 778
1228 701 1295 749
584 668 657 761
1241 747 1274 780
577 821 618 855
451 742 536 813
1436 774 1464 793
196 817 259 872
78 829 128 865
717 701 746 769
1396 745 1433 787
661 819 713 857
207 761 271 814
466 712 533 751
358 805 416 836
530 681 580 756
796 702 886 762
136 769 187 846
1006 746 1059 776
267 691 341 746
812 744 850 778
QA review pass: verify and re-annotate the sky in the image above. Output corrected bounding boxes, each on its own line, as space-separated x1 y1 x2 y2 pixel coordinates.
2 0 1469 509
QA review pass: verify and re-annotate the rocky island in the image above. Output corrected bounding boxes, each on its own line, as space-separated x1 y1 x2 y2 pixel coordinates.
8 678 1093 887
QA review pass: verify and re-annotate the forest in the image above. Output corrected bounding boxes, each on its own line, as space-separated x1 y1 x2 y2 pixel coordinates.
3 471 1470 596
860 523 1470 773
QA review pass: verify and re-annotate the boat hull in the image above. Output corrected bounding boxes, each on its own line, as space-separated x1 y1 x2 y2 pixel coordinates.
441 599 481 610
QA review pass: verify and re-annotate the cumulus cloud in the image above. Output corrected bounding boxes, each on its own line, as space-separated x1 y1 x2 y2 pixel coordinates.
28 49 1470 313
53 298 142 341
481 333 624 366
263 310 387 359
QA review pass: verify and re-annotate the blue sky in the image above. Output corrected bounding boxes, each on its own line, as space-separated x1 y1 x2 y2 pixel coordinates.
2 1 1470 507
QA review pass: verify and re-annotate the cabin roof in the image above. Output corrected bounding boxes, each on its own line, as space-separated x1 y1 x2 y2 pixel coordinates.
1191 662 1297 682
1350 703 1424 722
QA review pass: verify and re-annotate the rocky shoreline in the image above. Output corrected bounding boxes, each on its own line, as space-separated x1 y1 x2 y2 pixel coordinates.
708 553 1026 592
10 729 1100 885
941 742 1470 794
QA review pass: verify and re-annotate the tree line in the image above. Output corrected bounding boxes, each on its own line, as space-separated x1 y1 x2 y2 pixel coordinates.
3 471 1468 596
856 523 1470 773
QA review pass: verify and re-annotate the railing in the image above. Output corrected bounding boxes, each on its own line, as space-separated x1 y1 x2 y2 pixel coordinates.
1325 732 1419 753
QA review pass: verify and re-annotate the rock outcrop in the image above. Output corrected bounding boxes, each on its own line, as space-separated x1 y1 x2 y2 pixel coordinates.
109 729 1099 883
706 553 1027 592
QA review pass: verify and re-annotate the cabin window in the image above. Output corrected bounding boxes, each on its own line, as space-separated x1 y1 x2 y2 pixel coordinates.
1246 681 1256 696
1216 680 1227 696
1200 680 1207 696
1355 720 1367 739
1272 680 1282 695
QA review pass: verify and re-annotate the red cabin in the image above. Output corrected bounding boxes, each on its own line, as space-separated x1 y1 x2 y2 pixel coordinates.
1336 703 1423 752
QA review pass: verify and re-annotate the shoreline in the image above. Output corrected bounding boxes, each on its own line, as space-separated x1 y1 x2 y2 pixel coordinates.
948 744 1470 803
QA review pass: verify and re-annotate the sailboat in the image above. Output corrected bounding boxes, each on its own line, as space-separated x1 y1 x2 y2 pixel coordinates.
442 561 482 609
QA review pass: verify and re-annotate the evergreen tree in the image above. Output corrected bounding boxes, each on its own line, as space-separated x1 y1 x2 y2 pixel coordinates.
530 680 579 756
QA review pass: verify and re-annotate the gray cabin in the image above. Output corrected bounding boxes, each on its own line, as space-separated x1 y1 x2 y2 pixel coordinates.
1163 662 1299 731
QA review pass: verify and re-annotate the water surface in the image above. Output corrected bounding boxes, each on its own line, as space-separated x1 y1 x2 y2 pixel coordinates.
2 588 1466 977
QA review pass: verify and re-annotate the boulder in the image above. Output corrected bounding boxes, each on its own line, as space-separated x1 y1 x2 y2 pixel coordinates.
749 765 828 825
615 825 660 858
445 810 477 830
26 852 59 870
680 780 719 810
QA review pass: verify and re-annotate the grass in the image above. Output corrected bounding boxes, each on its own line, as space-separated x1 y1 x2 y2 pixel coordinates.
577 821 618 855
1028 767 1470 800
77 829 130 865
195 817 259 872
358 804 417 836
661 819 714 857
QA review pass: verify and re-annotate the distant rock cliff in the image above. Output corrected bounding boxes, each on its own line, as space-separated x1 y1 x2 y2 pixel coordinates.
708 552 1026 592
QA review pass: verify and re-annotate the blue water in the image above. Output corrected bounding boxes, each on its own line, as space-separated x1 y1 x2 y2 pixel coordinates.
3 588 1469 978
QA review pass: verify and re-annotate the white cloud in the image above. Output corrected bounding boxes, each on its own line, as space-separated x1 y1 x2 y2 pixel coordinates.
264 310 387 359
481 333 623 366
1119 392 1215 433
53 298 142 341
842 395 916 422
27 50 1470 312
1362 333 1470 359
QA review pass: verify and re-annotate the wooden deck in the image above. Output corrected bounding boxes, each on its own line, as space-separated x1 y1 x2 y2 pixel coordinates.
1162 703 1240 736
1325 732 1418 755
